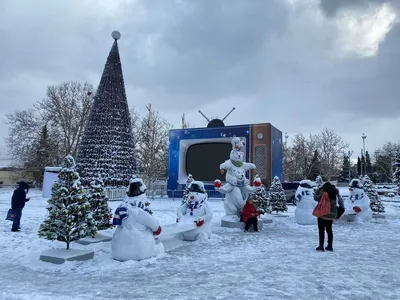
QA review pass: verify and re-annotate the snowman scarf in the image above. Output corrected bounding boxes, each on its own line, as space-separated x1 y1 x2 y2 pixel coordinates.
187 198 205 216
236 180 248 201
112 206 128 226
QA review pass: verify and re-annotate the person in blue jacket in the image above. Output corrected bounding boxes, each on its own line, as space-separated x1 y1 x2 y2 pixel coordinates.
11 181 30 232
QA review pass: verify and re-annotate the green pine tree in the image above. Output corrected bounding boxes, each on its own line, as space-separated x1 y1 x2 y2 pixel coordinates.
38 155 97 250
88 174 113 232
340 154 351 183
363 175 385 214
250 175 271 214
393 150 400 185
365 151 372 175
269 176 287 213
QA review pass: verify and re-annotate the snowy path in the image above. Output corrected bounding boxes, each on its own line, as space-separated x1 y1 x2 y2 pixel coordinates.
1 189 400 300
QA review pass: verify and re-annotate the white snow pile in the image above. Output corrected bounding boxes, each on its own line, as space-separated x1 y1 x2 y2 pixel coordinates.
1 188 400 300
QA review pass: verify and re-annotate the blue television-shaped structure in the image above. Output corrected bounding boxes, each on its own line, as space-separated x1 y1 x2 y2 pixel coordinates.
167 123 283 198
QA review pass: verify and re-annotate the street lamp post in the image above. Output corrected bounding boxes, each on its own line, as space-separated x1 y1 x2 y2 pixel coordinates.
348 150 353 183
362 133 367 176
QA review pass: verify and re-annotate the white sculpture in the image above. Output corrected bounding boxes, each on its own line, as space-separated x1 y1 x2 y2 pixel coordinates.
215 137 257 221
220 137 256 186
294 179 317 225
111 178 163 261
341 179 372 223
177 180 213 241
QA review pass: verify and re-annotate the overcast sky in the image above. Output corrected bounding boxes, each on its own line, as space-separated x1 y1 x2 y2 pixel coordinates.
1 0 399 162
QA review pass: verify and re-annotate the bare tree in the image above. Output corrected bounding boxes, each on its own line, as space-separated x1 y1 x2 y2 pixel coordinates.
24 124 60 183
286 133 319 180
284 129 347 181
317 128 349 180
137 104 171 187
35 81 94 157
5 109 43 167
129 107 142 149
374 141 400 182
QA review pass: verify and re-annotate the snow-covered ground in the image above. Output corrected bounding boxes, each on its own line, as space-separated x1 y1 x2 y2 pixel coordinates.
1 189 400 300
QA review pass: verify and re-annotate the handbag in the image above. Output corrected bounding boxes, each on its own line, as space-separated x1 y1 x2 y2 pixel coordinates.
6 208 15 221
312 192 331 218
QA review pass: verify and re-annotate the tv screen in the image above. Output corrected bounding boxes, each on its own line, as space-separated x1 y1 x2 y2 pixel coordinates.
186 142 233 182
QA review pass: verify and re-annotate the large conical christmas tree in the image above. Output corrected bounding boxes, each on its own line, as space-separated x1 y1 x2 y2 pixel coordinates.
76 31 137 187
38 155 97 250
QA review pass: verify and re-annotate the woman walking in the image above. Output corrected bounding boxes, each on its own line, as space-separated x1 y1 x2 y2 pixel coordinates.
314 182 338 251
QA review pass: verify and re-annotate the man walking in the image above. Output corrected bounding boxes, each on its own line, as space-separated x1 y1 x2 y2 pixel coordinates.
11 181 30 232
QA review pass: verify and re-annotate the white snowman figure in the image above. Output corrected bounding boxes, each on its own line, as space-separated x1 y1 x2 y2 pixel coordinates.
111 178 164 261
294 179 317 225
215 137 258 220
220 137 256 186
177 181 213 241
341 179 372 223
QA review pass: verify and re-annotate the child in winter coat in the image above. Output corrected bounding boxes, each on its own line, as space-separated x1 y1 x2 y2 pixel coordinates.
242 198 259 232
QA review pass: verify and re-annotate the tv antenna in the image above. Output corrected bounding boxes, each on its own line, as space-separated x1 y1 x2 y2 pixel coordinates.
198 107 235 128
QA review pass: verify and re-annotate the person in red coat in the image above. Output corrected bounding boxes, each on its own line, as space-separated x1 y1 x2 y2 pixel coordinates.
242 198 259 232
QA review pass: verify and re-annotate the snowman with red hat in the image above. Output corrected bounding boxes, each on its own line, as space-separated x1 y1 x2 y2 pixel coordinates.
176 180 213 241
341 178 372 223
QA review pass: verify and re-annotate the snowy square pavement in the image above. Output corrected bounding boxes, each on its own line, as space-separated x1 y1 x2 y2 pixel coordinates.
1 189 400 300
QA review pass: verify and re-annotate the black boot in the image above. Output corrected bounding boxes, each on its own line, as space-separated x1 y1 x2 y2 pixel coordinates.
325 245 333 252
316 246 324 251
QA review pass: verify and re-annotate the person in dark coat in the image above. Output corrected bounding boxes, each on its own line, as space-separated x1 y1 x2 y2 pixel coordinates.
314 182 338 251
11 181 30 232
242 198 259 232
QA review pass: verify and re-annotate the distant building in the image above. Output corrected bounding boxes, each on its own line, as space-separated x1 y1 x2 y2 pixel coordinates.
0 167 35 186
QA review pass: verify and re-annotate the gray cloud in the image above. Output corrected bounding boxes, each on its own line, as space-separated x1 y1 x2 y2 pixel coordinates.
319 0 398 17
0 0 399 160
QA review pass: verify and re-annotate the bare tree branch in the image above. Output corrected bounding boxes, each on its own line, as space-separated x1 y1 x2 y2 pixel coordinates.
34 81 94 157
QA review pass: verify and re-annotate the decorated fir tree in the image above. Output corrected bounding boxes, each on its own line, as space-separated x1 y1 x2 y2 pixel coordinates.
251 175 271 214
181 174 194 205
363 175 385 214
392 149 400 186
88 174 113 231
38 155 97 249
269 176 287 213
76 31 137 187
